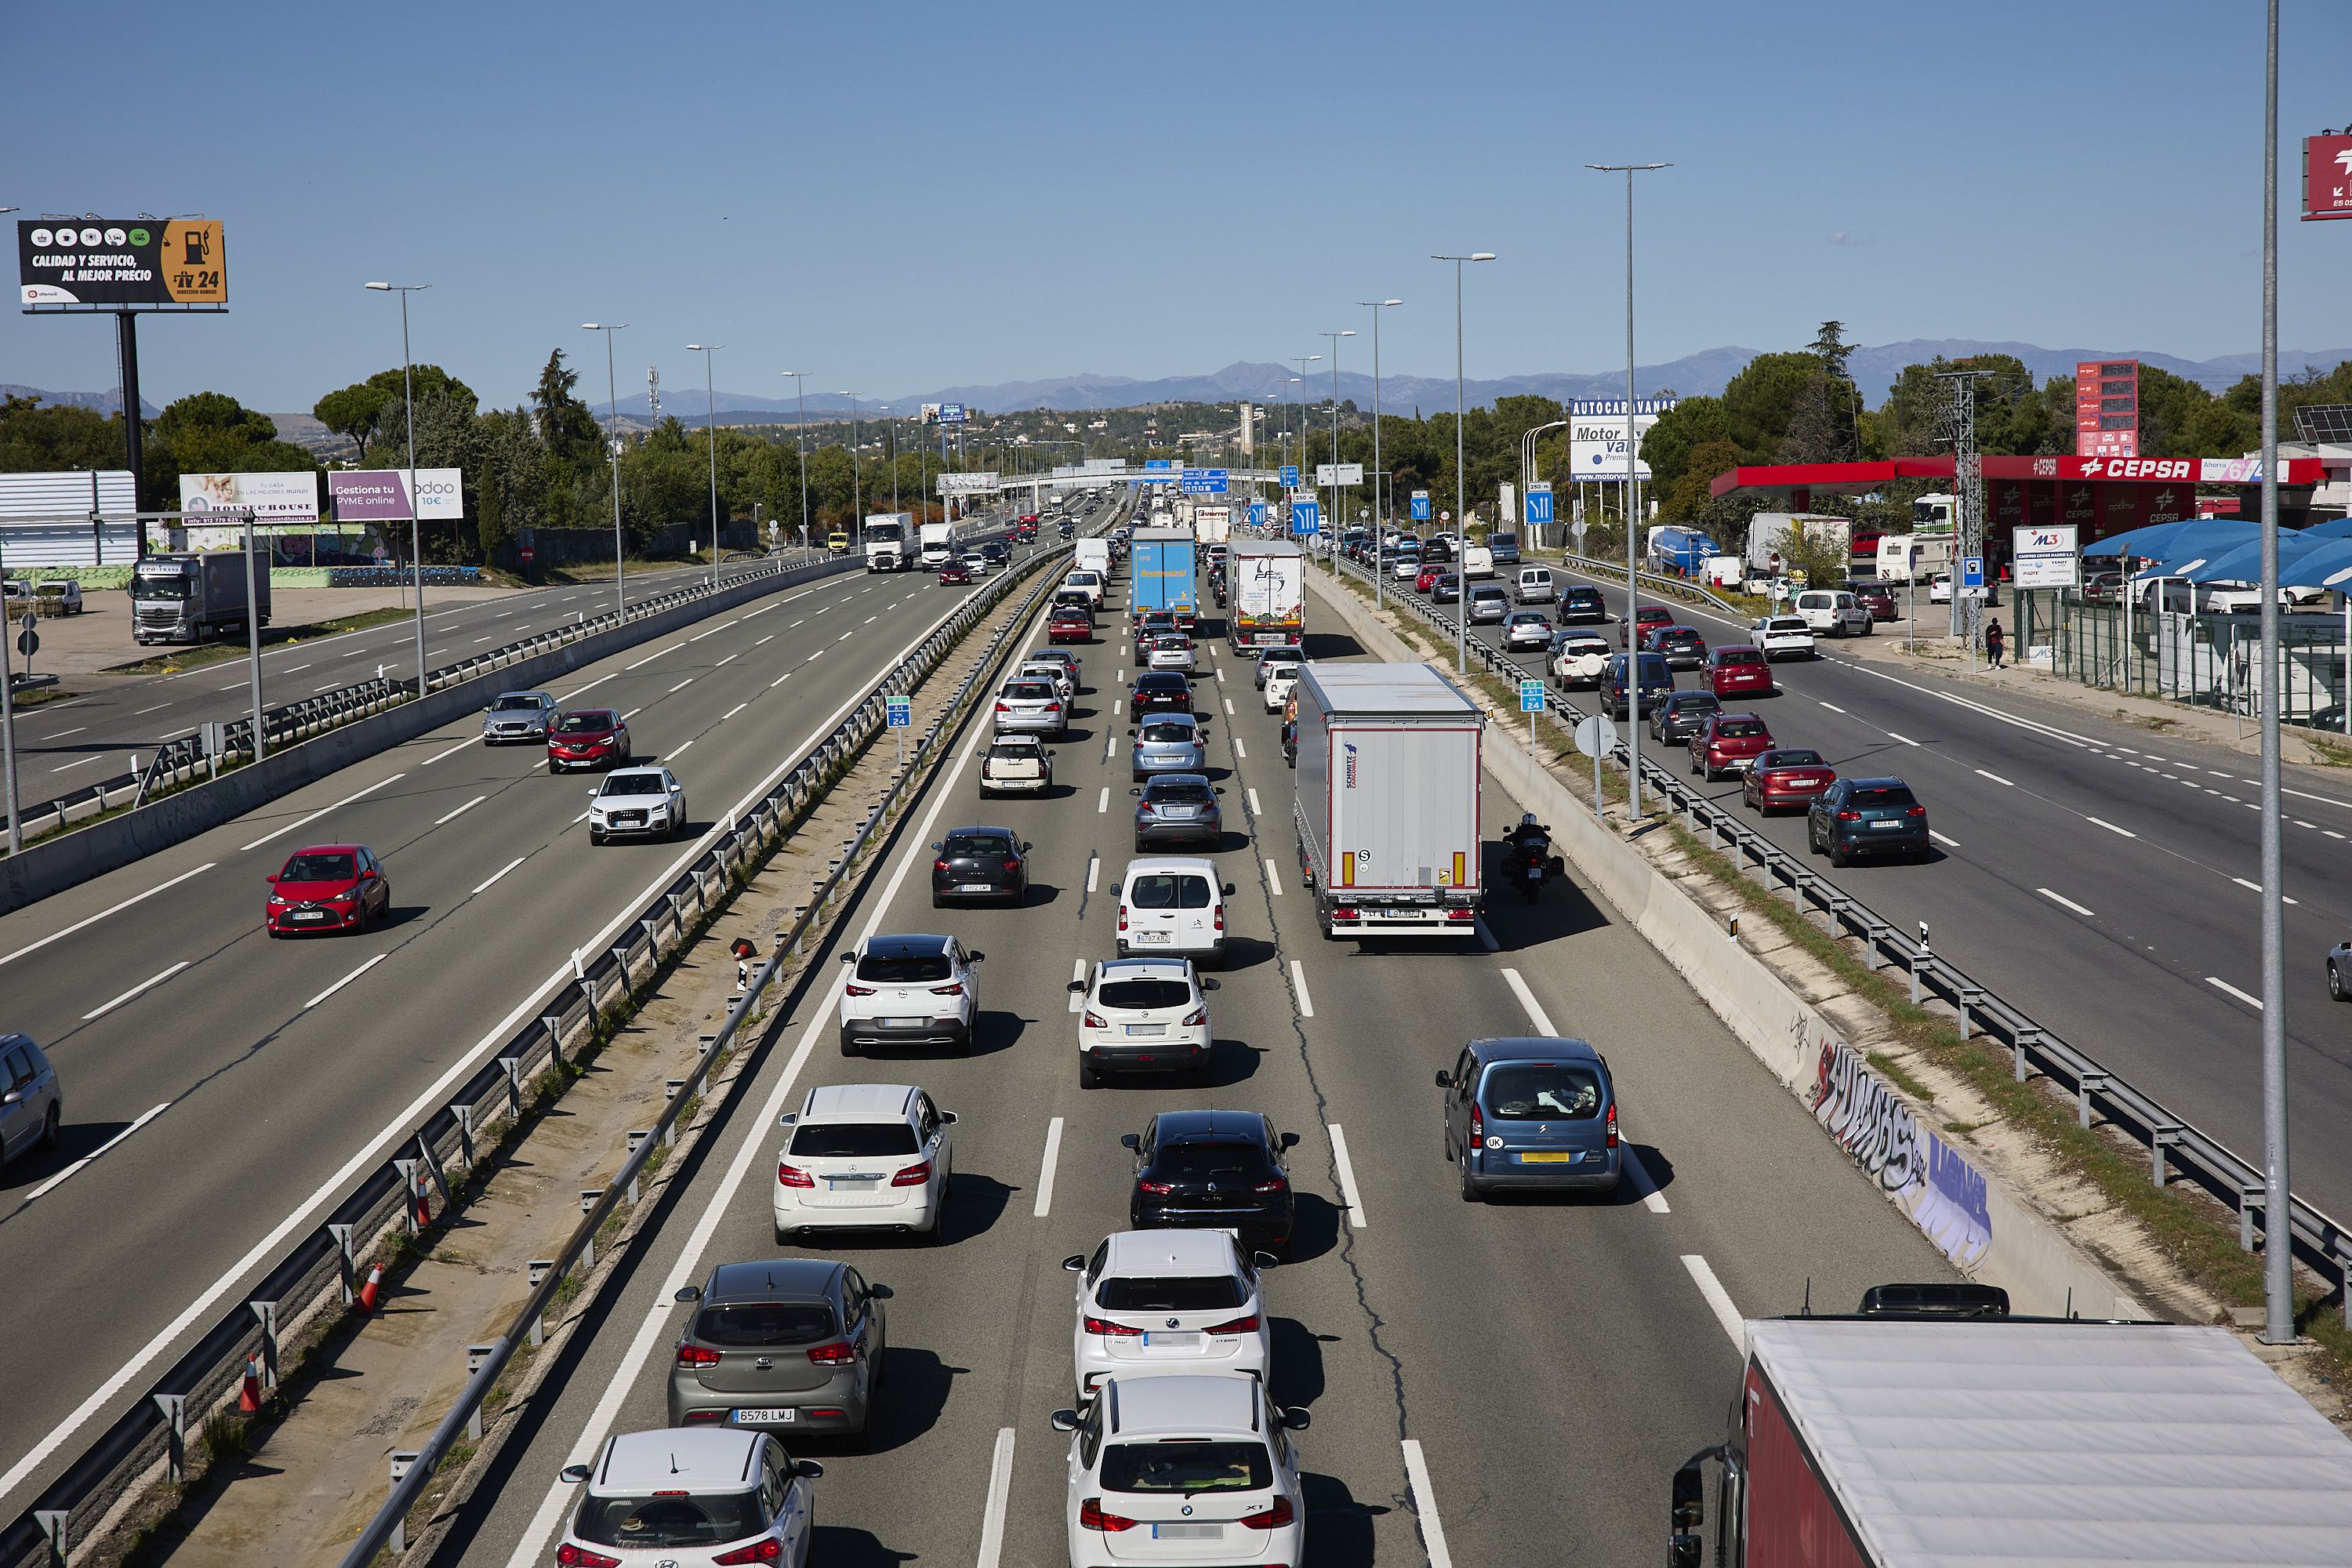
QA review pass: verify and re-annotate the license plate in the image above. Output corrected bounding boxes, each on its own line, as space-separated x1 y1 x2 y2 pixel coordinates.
1152 1523 1221 1541
1519 1150 1576 1164
291 912 327 922
1525 866 1544 880
958 883 996 892
1871 820 1901 830
882 1018 921 1028
828 1178 880 1191
1132 931 1173 945
1143 1330 1200 1348
730 1408 797 1425
1126 1023 1167 1036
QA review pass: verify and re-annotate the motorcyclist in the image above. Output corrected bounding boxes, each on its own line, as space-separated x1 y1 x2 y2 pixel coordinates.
1504 813 1552 859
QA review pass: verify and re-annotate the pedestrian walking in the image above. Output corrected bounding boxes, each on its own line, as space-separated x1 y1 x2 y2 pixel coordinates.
1984 617 2005 669
731 935 757 991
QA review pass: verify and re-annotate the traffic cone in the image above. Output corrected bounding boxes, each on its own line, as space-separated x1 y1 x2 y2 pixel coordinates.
356 1261 384 1313
412 1182 431 1230
238 1352 262 1414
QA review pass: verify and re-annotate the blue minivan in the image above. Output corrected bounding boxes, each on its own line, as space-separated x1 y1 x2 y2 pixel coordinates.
1601 652 1675 719
1438 1037 1621 1200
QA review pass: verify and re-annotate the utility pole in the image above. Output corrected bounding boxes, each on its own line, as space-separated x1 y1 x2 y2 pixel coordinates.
687 344 723 586
2256 0 2292 1348
1936 368 1987 659
1360 299 1402 612
581 321 629 614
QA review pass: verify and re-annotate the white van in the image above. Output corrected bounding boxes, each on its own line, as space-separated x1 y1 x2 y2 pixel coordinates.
1793 589 1871 637
1513 567 1556 604
1115 857 1232 967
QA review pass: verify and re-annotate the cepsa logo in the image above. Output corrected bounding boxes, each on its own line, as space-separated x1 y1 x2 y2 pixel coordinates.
2078 458 2193 480
25 226 149 249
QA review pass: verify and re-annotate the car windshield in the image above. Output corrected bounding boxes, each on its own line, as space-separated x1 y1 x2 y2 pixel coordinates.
554 712 614 734
1851 786 1918 808
855 951 952 983
1129 873 1210 910
573 1490 764 1548
790 1122 920 1157
1098 978 1196 1011
1101 1441 1271 1495
692 1302 837 1346
1156 1141 1270 1180
1719 649 1764 666
601 774 665 796
1148 781 1214 804
1762 750 1826 768
942 833 1015 857
1483 1063 1604 1120
1096 1275 1246 1312
1716 720 1768 739
1141 722 1196 743
132 572 193 600
492 695 543 711
281 852 355 882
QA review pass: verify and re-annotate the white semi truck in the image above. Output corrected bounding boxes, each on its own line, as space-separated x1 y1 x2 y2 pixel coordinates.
863 512 911 572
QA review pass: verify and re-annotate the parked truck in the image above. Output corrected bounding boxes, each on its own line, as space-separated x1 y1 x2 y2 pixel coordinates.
918 521 956 569
1293 662 1484 941
131 550 272 644
1646 525 1719 575
1227 539 1305 652
1669 1283 2352 1568
1744 512 1851 574
863 512 911 572
1129 527 1198 627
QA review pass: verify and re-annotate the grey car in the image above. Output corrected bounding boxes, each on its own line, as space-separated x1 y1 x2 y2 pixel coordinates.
1650 690 1722 746
0 1034 61 1173
1468 585 1511 622
1131 712 1208 782
666 1258 890 1444
1439 1036 1622 1199
482 690 557 743
1133 772 1224 850
993 676 1068 739
1501 611 1552 652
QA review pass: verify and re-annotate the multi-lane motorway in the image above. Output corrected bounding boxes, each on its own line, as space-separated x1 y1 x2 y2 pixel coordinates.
0 542 1040 1516
428 556 1950 1566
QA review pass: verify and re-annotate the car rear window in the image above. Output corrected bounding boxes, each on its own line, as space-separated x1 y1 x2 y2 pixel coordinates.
855 952 952 983
281 852 355 881
1129 873 1211 910
1718 648 1764 666
574 1491 764 1548
1007 681 1054 699
789 1123 920 1158
1101 1441 1271 1495
1098 978 1196 1011
1671 695 1719 713
1097 1276 1247 1312
1850 786 1918 808
942 833 1015 857
692 1302 837 1346
1141 722 1196 743
1138 674 1187 691
1716 720 1767 739
1762 750 1826 768
987 742 1040 763
1766 619 1809 633
1155 1142 1272 1181
553 712 614 733
1481 1063 1604 1120
1148 781 1214 804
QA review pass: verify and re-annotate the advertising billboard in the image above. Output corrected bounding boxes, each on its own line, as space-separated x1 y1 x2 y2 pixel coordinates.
921 402 968 425
2303 134 2352 221
2074 359 2139 459
180 470 321 525
325 469 465 521
18 218 227 310
2011 525 2079 590
935 472 1000 495
1569 412 1660 481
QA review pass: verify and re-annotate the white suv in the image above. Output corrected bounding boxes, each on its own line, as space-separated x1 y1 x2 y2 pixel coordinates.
1051 1374 1308 1568
1069 958 1216 1087
1793 588 1871 637
557 1426 821 1567
837 934 982 1055
1062 1230 1275 1397
587 765 687 844
773 1082 956 1244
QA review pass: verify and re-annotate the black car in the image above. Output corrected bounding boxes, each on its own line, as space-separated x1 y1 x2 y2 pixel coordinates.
1806 777 1930 866
1123 1109 1300 1254
1430 573 1462 604
1650 689 1722 745
979 540 1009 565
930 826 1030 906
1131 670 1194 716
1559 585 1609 623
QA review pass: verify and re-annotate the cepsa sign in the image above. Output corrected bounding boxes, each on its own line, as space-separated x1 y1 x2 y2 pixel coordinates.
2303 134 2352 221
18 218 227 310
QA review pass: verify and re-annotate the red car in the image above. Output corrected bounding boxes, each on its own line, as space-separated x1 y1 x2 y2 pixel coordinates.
1621 604 1675 647
1047 608 1094 643
1744 747 1838 814
546 707 630 772
938 561 973 585
1415 564 1448 593
1707 645 1774 698
1689 713 1775 782
266 844 391 936
1849 583 1896 622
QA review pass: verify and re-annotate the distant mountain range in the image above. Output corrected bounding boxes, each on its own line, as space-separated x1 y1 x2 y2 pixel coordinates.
2 383 159 418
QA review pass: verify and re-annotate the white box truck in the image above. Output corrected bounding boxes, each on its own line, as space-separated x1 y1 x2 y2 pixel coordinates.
1074 536 1112 578
1227 539 1304 651
1293 662 1485 942
1193 503 1232 543
918 521 955 568
863 512 911 572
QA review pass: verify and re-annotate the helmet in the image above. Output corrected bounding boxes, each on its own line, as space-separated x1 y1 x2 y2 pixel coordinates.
1519 813 1541 830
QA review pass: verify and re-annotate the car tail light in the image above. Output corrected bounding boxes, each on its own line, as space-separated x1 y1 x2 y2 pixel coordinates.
994 702 1009 713
681 1409 723 1423
806 1339 858 1366
675 1342 721 1367
1080 1498 1138 1532
930 982 964 996
1205 1313 1260 1335
1333 906 1358 921
1182 1007 1207 1026
1138 1179 1174 1196
1214 911 1224 931
1047 702 1061 712
1606 1103 1620 1149
1469 1104 1484 1142
1137 802 1155 815
934 859 949 873
1003 859 1022 873
1117 907 1129 931
845 983 876 996
713 1541 786 1565
891 1160 933 1187
1083 1010 1108 1028
1083 1315 1144 1338
777 1162 814 1188
1905 804 1926 818
1240 1497 1295 1530
1838 810 1861 821
557 1546 623 1568
1252 1177 1287 1194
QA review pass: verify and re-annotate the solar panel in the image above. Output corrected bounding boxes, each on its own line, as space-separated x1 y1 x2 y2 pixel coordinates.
2292 403 2352 443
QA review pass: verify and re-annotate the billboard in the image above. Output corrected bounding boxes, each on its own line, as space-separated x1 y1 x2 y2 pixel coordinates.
1569 412 1661 481
325 468 465 521
2011 525 2080 590
2303 134 2352 221
2074 359 2139 459
935 472 999 495
921 402 968 425
19 218 227 310
180 470 321 526
1313 463 1364 486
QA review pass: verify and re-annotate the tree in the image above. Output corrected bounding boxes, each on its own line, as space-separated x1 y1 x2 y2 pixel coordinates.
313 383 390 456
1640 395 1733 499
532 349 603 463
0 395 123 473
1719 351 1823 460
150 392 317 482
313 364 477 458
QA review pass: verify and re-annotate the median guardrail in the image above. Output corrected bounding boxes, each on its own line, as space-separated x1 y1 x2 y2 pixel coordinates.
1338 552 2352 1318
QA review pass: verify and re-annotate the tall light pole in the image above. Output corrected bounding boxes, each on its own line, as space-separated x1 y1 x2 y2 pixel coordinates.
1588 160 1669 819
2256 0 2292 1348
686 344 723 585
367 282 432 695
840 392 866 529
1432 254 1496 674
779 372 809 555
1321 330 1355 573
1289 356 1320 539
582 321 629 614
1359 300 1402 610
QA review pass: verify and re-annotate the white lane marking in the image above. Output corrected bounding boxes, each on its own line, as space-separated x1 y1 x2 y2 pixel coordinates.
1112 699 1123 716
1817 701 1846 713
975 1428 1017 1568
1104 732 1116 763
619 707 642 720
1501 967 1559 1036
216 681 243 691
1885 731 1920 746
419 733 478 766
806 648 825 662
1929 829 1960 848
305 952 388 1010
82 960 191 1021
2234 877 2262 891
434 794 488 827
1264 858 1283 895
1327 1123 1369 1229
570 810 590 825
0 862 216 971
837 630 854 642
1233 737 1248 759
2295 819 2317 829
1290 960 1314 1017
1247 787 1262 816
668 677 694 693
135 703 171 716
2036 887 2096 918
625 641 687 670
1216 666 1227 684
42 727 85 740
771 672 792 688
2328 830 2347 840
2208 976 2264 1010
50 757 97 772
471 855 527 895
1069 958 1089 1014
1033 1118 1065 1218
688 619 739 642
713 653 738 670
1096 786 1109 814
754 633 775 647
1399 1439 1455 1568
1116 669 1125 681
1973 768 2014 787
723 702 748 721
668 739 695 758
789 619 805 629
1624 1149 1671 1213
1224 698 1236 716
25 1103 170 1203
2208 770 2234 779
561 673 616 702
2084 816 2136 837
1681 1254 1744 1348
238 772 405 852
313 682 339 693
864 615 878 626
1086 855 1100 893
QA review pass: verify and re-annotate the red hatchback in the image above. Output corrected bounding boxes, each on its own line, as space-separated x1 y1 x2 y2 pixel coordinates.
1047 608 1094 644
547 708 630 772
1621 604 1675 648
1415 564 1448 594
1690 713 1775 781
1707 645 1774 698
938 561 973 585
267 844 390 936
1743 747 1838 814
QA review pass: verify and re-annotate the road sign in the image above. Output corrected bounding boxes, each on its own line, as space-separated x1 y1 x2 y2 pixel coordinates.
16 626 36 659
1247 502 1267 529
884 695 912 729
1314 463 1364 487
1572 713 1619 758
1411 490 1431 522
1960 555 1985 590
1290 499 1322 535
1279 465 1299 488
1180 468 1229 495
1519 679 1545 713
1524 484 1554 526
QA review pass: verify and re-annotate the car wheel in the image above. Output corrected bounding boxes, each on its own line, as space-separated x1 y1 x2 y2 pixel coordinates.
1080 1056 1102 1090
1442 1127 1454 1163
1806 820 1823 855
40 1104 60 1152
1458 1160 1483 1204
2332 961 2347 1002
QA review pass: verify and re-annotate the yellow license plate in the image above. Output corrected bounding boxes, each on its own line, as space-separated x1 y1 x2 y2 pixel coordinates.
1519 1151 1575 1164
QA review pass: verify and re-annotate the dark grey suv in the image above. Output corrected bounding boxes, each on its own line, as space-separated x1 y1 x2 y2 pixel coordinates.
667 1258 891 1444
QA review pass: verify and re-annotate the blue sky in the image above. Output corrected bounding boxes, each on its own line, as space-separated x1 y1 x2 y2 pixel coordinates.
5 0 2350 415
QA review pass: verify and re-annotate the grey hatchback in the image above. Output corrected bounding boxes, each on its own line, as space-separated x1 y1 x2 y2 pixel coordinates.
481 689 557 743
1439 1037 1621 1200
667 1258 891 1443
1130 712 1208 782
0 1034 61 1173
1650 690 1721 746
1132 773 1224 850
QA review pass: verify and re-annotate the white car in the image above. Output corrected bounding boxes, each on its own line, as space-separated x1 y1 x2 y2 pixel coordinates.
980 734 1054 796
1066 570 1106 608
1063 1230 1274 1397
1145 634 1196 673
1069 956 1217 1087
1928 573 1953 604
837 933 982 1055
1052 1374 1307 1568
961 550 991 575
558 1427 821 1568
1793 589 1871 637
1262 669 1297 713
1751 615 1818 661
587 765 688 844
773 1081 956 1243
1254 648 1302 689
1019 658 1076 702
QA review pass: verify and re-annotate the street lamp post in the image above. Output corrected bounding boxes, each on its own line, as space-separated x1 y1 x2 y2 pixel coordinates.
840 393 866 531
1321 330 1355 575
2255 0 2292 1348
1431 254 1496 675
1359 300 1402 610
1587 160 1670 820
1290 356 1320 544
686 344 724 585
581 322 629 614
781 372 809 558
367 281 432 695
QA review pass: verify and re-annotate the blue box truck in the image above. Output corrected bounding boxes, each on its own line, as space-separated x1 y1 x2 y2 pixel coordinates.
1130 527 1198 630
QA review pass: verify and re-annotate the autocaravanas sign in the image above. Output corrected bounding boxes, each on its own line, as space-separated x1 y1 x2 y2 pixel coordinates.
18 218 227 310
326 469 465 521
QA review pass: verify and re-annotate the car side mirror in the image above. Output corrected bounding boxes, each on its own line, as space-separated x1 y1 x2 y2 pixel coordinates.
1120 1133 1142 1151
560 1463 593 1484
1221 884 1236 897
1022 842 1033 853
1067 979 1087 994
794 1460 826 1480
587 789 598 800
968 951 985 963
1200 978 1220 992
673 1284 703 1303
1127 728 1137 737
1280 1406 1312 1431
1435 1070 1453 1088
931 842 943 851
1279 1131 1301 1149
1669 1457 1708 1568
867 1282 893 1299
778 1112 799 1127
1214 787 1225 795
1128 788 1142 797
837 952 855 963
938 1111 958 1125
266 873 278 883
1254 1250 1280 1271
1050 1409 1082 1433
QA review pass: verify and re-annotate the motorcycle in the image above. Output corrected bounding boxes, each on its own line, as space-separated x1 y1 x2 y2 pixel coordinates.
1506 829 1563 903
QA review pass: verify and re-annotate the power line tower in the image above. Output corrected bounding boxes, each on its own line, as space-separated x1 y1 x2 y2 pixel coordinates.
646 365 661 423
1935 368 1987 652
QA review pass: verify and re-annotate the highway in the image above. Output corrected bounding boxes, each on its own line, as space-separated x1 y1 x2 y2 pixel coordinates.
430 557 1951 1567
1388 549 2352 1232
0 539 1046 1517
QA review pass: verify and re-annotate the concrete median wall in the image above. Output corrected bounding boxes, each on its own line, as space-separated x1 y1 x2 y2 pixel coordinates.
0 560 858 916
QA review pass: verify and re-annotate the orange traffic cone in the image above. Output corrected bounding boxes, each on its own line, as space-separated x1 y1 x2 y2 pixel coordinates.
238 1352 262 1414
413 1184 432 1229
356 1261 384 1313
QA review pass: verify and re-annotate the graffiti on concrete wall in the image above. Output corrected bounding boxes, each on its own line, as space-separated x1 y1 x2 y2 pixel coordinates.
1809 1037 1991 1269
